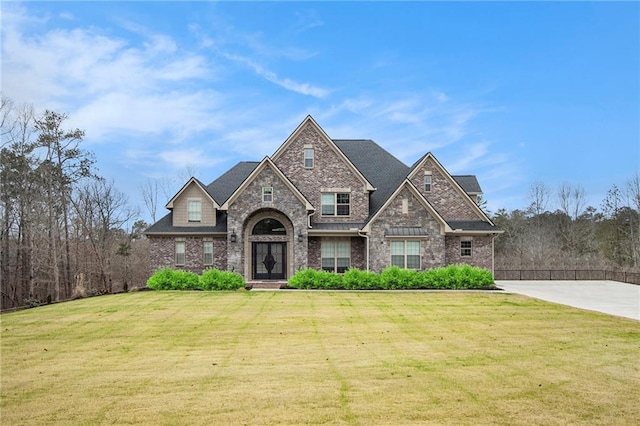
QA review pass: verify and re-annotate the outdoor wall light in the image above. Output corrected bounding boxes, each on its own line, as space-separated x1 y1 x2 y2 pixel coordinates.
230 229 237 243
298 231 304 242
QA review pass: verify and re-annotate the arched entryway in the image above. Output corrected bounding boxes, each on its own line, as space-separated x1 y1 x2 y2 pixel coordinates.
251 218 287 280
244 210 294 281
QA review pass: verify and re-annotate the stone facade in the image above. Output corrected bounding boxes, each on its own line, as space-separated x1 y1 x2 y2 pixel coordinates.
368 186 445 272
226 163 309 279
145 116 499 280
273 122 370 225
410 157 479 221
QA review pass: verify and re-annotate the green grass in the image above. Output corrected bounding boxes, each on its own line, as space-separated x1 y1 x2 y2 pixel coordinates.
2 291 639 425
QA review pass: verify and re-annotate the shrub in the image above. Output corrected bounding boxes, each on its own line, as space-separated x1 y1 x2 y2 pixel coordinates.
146 268 200 290
200 268 245 291
343 268 381 290
288 268 320 289
288 268 344 289
289 264 493 290
380 266 416 290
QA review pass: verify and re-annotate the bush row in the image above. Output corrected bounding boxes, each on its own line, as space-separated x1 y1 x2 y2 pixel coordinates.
146 268 245 291
288 264 494 290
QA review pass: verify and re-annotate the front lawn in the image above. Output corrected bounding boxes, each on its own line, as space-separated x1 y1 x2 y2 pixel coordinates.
1 291 639 425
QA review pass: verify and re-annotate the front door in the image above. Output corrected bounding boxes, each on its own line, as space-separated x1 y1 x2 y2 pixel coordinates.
252 242 286 280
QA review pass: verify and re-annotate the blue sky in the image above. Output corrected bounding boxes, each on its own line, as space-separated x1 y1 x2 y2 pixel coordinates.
2 1 638 223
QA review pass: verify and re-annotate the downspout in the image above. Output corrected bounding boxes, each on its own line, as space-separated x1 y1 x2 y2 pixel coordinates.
307 211 315 229
358 230 370 271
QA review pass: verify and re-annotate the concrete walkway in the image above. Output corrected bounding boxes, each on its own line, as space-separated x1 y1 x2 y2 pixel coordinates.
496 280 640 321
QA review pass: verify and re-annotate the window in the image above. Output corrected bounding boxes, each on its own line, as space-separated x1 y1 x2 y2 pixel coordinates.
263 187 273 202
321 193 350 216
252 218 286 235
203 241 213 265
424 174 432 192
175 241 186 265
391 240 421 269
322 239 350 273
187 199 201 222
304 148 314 168
461 240 472 257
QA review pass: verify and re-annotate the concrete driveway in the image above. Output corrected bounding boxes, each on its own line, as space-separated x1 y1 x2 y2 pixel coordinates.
496 280 640 321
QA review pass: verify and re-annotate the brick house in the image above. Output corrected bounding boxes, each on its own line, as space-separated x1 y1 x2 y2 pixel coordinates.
145 116 500 281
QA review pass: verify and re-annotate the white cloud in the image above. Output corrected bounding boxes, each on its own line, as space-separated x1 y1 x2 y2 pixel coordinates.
221 52 329 98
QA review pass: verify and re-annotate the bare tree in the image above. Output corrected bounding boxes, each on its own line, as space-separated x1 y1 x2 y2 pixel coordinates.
140 179 161 223
626 173 640 267
35 110 94 301
72 179 136 294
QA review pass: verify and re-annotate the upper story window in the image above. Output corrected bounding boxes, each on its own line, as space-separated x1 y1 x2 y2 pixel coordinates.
461 240 472 257
304 147 315 168
424 174 432 192
391 240 420 269
187 199 202 222
263 187 273 202
322 192 350 216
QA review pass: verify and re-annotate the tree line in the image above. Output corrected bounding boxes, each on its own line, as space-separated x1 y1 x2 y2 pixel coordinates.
492 179 640 271
1 95 150 309
2 94 638 309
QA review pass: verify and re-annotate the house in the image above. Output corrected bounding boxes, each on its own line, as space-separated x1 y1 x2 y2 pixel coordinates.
144 116 500 281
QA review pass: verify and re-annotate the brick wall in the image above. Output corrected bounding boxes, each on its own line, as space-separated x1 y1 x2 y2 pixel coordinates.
444 235 493 272
368 185 446 273
149 236 227 274
410 157 480 221
274 122 370 224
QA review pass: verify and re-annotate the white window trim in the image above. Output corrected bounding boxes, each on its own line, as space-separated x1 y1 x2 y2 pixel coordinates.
304 147 314 169
460 239 473 257
321 192 351 217
321 239 351 273
203 241 214 265
424 173 432 192
390 240 421 270
175 241 186 266
187 198 202 222
262 186 273 203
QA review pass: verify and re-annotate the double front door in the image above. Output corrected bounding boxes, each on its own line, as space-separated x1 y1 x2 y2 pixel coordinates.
252 242 286 280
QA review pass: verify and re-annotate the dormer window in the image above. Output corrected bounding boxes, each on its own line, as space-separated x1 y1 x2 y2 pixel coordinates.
263 187 273 202
304 147 314 168
187 199 202 222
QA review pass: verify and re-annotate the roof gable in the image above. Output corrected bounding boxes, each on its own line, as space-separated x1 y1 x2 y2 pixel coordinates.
272 116 375 192
220 157 314 211
165 177 219 210
363 179 452 234
408 152 493 224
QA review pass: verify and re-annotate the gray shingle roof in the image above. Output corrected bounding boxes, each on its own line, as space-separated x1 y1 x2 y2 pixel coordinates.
333 139 410 219
452 175 482 194
146 137 492 235
206 161 259 205
145 211 228 234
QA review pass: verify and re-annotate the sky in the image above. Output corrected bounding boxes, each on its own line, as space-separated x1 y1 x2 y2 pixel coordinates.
2 1 639 223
